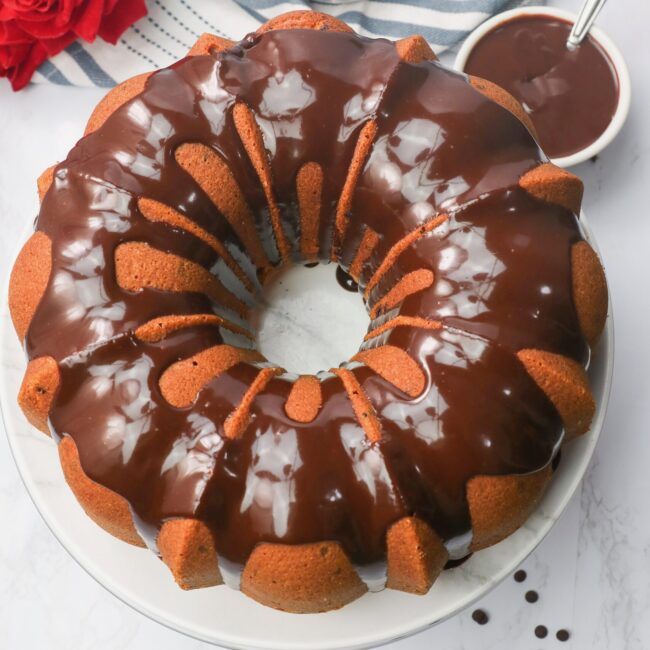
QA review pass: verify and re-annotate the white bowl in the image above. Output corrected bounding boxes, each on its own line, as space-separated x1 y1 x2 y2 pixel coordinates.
1 217 613 649
454 6 631 168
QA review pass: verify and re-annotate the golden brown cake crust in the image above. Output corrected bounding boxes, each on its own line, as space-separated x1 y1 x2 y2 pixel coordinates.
188 33 234 56
332 367 382 443
365 316 441 341
159 345 263 408
59 437 145 547
296 162 323 261
175 142 270 270
232 102 291 261
395 35 437 63
518 349 595 440
467 466 552 551
364 213 449 298
85 72 151 135
571 240 608 347
519 162 584 214
158 519 223 589
137 197 255 292
135 314 252 344
257 10 353 34
18 356 59 435
37 165 56 201
369 269 434 319
9 231 52 341
114 241 248 317
223 367 284 439
349 227 380 281
469 75 538 138
285 375 322 423
353 346 426 397
334 120 378 255
241 542 367 613
386 517 448 593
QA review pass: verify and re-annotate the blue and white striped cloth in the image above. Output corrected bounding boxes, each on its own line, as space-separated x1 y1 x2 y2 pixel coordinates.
34 0 536 88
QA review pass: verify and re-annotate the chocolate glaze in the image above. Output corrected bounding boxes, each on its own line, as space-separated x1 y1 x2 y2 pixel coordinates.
26 29 588 580
336 266 359 292
464 15 619 159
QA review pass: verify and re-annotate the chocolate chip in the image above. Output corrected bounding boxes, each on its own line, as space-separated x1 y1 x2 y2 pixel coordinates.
525 590 539 603
556 629 570 642
514 569 527 582
471 609 489 625
535 625 548 639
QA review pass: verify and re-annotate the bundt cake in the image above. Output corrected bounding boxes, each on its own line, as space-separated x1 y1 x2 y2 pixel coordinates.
8 10 607 613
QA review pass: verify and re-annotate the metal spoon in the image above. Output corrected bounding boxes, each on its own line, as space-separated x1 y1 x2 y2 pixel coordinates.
567 0 608 49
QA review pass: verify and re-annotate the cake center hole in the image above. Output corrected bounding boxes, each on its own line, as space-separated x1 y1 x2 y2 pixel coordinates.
250 264 370 375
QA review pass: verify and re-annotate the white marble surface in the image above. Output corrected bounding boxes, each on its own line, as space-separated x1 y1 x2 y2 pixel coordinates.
0 0 649 647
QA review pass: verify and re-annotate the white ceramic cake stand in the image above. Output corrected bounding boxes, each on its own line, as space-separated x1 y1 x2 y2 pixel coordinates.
0 215 613 650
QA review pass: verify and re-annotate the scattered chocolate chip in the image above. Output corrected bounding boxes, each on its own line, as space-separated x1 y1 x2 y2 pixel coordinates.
514 569 527 582
535 625 548 639
472 609 489 625
525 590 539 603
556 629 570 642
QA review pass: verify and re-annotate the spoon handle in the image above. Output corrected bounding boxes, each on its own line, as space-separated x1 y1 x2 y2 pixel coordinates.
567 0 608 49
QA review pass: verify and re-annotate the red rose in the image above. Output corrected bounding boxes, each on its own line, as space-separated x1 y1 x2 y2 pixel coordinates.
0 0 147 91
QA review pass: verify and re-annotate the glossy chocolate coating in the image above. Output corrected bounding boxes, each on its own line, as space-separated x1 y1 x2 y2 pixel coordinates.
26 29 587 577
464 15 619 159
336 267 359 292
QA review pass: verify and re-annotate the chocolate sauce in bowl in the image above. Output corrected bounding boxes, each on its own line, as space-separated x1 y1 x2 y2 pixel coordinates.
464 15 619 159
